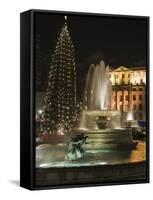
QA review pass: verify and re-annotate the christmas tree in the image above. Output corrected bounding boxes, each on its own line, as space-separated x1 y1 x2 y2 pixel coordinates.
40 16 78 135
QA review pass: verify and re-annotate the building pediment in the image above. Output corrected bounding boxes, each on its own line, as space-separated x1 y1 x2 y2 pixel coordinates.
113 66 131 72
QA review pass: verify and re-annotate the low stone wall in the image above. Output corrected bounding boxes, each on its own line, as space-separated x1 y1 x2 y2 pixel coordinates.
35 161 147 187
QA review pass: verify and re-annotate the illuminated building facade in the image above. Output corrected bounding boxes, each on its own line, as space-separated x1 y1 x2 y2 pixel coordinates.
109 66 146 121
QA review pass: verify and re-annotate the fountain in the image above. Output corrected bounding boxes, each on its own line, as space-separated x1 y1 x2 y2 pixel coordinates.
72 60 137 150
36 60 144 173
124 111 138 128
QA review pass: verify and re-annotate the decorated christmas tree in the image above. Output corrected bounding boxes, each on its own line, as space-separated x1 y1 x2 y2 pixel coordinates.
40 16 78 135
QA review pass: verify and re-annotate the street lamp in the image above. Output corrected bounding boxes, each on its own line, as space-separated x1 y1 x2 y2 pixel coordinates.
38 109 43 115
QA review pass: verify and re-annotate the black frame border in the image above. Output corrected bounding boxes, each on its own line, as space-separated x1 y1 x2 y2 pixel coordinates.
20 9 150 190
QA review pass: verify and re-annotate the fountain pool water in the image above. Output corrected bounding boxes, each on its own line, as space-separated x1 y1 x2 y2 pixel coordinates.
36 141 145 168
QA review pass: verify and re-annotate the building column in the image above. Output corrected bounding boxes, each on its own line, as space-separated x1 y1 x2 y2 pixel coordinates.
122 89 124 112
128 84 131 111
116 89 117 110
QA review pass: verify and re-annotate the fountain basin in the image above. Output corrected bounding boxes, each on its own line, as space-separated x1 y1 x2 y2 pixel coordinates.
73 128 138 150
79 110 121 130
124 120 138 128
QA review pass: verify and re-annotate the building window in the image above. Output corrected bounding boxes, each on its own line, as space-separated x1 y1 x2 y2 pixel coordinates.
139 95 142 100
120 95 123 101
132 88 136 91
126 95 128 101
121 80 125 85
133 95 136 101
122 74 125 78
139 104 142 111
133 104 137 111
114 95 116 101
139 88 143 91
128 74 130 78
140 79 143 84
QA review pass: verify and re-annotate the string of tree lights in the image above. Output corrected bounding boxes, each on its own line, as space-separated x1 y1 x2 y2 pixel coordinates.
40 16 79 135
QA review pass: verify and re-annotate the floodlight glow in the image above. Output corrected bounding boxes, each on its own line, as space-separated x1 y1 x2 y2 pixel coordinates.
38 109 43 114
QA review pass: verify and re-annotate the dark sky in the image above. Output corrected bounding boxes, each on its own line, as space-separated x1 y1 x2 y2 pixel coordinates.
35 12 148 92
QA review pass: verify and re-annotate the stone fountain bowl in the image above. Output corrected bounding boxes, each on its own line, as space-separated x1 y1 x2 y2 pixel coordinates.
96 116 111 129
96 121 108 129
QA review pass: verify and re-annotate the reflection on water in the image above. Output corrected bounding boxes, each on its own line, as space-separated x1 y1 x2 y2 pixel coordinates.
36 141 146 168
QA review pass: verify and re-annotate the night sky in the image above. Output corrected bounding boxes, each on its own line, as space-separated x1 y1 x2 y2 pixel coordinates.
35 12 148 92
